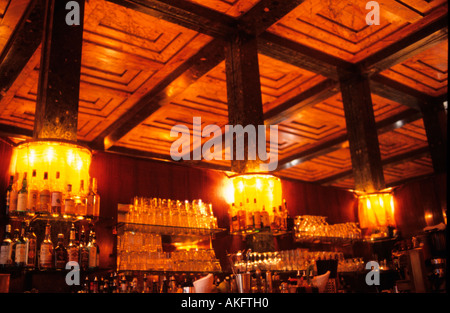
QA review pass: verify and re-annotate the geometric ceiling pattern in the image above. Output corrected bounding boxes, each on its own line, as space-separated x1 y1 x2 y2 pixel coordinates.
0 0 447 189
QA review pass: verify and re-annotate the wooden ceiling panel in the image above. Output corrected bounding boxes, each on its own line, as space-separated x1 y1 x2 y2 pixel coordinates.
267 0 447 62
185 0 260 17
379 40 448 96
383 155 433 185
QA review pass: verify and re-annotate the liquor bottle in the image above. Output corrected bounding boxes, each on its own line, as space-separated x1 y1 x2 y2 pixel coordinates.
253 198 262 230
75 180 87 216
16 172 28 214
51 171 62 215
92 178 100 217
229 203 238 233
39 223 54 269
79 226 89 271
86 179 95 217
28 169 39 213
67 224 79 264
0 225 13 268
279 205 287 232
260 205 270 229
14 226 27 267
285 201 294 231
54 233 68 270
245 198 254 230
270 207 280 232
39 172 51 213
9 173 19 215
64 184 75 216
5 175 13 216
237 202 246 231
11 229 19 264
88 230 99 270
25 222 37 269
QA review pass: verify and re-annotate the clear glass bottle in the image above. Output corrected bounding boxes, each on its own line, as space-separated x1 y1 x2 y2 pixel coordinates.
92 177 100 217
253 198 261 230
16 172 28 214
28 169 39 213
75 180 87 216
39 172 51 213
39 223 54 270
0 225 13 268
86 179 95 217
54 233 67 270
64 184 75 216
88 230 99 270
261 205 270 229
51 171 62 215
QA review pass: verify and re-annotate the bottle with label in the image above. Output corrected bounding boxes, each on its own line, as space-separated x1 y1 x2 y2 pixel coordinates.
88 230 99 270
25 222 37 269
14 226 27 267
39 172 51 213
245 198 254 230
86 179 95 217
16 172 28 214
79 226 89 271
5 175 13 216
261 205 270 229
9 173 19 215
279 205 287 232
28 169 39 213
92 178 100 217
39 223 53 270
237 202 246 231
229 203 239 233
67 224 79 264
0 225 13 268
75 180 87 216
270 207 280 232
54 233 68 270
253 198 262 230
64 184 75 216
51 171 62 215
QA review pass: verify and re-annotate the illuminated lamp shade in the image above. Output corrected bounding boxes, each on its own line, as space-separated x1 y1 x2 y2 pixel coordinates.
223 173 282 215
10 140 92 196
357 190 396 229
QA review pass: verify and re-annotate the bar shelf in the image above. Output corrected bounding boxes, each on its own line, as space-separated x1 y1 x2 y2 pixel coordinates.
116 221 226 237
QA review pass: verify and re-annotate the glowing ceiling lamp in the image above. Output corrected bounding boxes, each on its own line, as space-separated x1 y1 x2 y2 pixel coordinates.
357 189 396 237
10 140 92 196
223 173 283 217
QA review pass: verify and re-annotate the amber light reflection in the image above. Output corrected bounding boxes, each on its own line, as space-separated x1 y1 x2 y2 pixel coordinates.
358 191 396 229
223 173 282 214
11 140 92 195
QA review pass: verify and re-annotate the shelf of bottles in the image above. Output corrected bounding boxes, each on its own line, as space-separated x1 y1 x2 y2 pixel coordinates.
116 197 224 273
5 140 101 222
294 215 362 244
0 219 100 273
228 198 294 236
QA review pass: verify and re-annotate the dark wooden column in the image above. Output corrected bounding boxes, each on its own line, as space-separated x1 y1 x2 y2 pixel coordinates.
225 32 265 173
34 0 85 141
338 67 385 193
420 100 447 173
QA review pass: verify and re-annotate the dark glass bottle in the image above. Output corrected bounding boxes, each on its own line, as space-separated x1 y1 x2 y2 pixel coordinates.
78 226 89 271
54 233 68 269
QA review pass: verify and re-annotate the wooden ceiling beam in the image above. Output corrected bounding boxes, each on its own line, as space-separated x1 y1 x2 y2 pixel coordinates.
0 0 44 99
92 37 226 150
276 107 423 171
264 78 339 125
361 11 448 76
314 146 430 186
105 0 236 38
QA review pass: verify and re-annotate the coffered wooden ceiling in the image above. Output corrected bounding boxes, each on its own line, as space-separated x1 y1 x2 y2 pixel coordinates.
0 0 447 189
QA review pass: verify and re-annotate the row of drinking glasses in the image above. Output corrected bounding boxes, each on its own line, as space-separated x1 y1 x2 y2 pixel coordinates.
125 197 218 230
118 230 163 253
117 248 221 272
294 215 361 239
232 249 365 273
